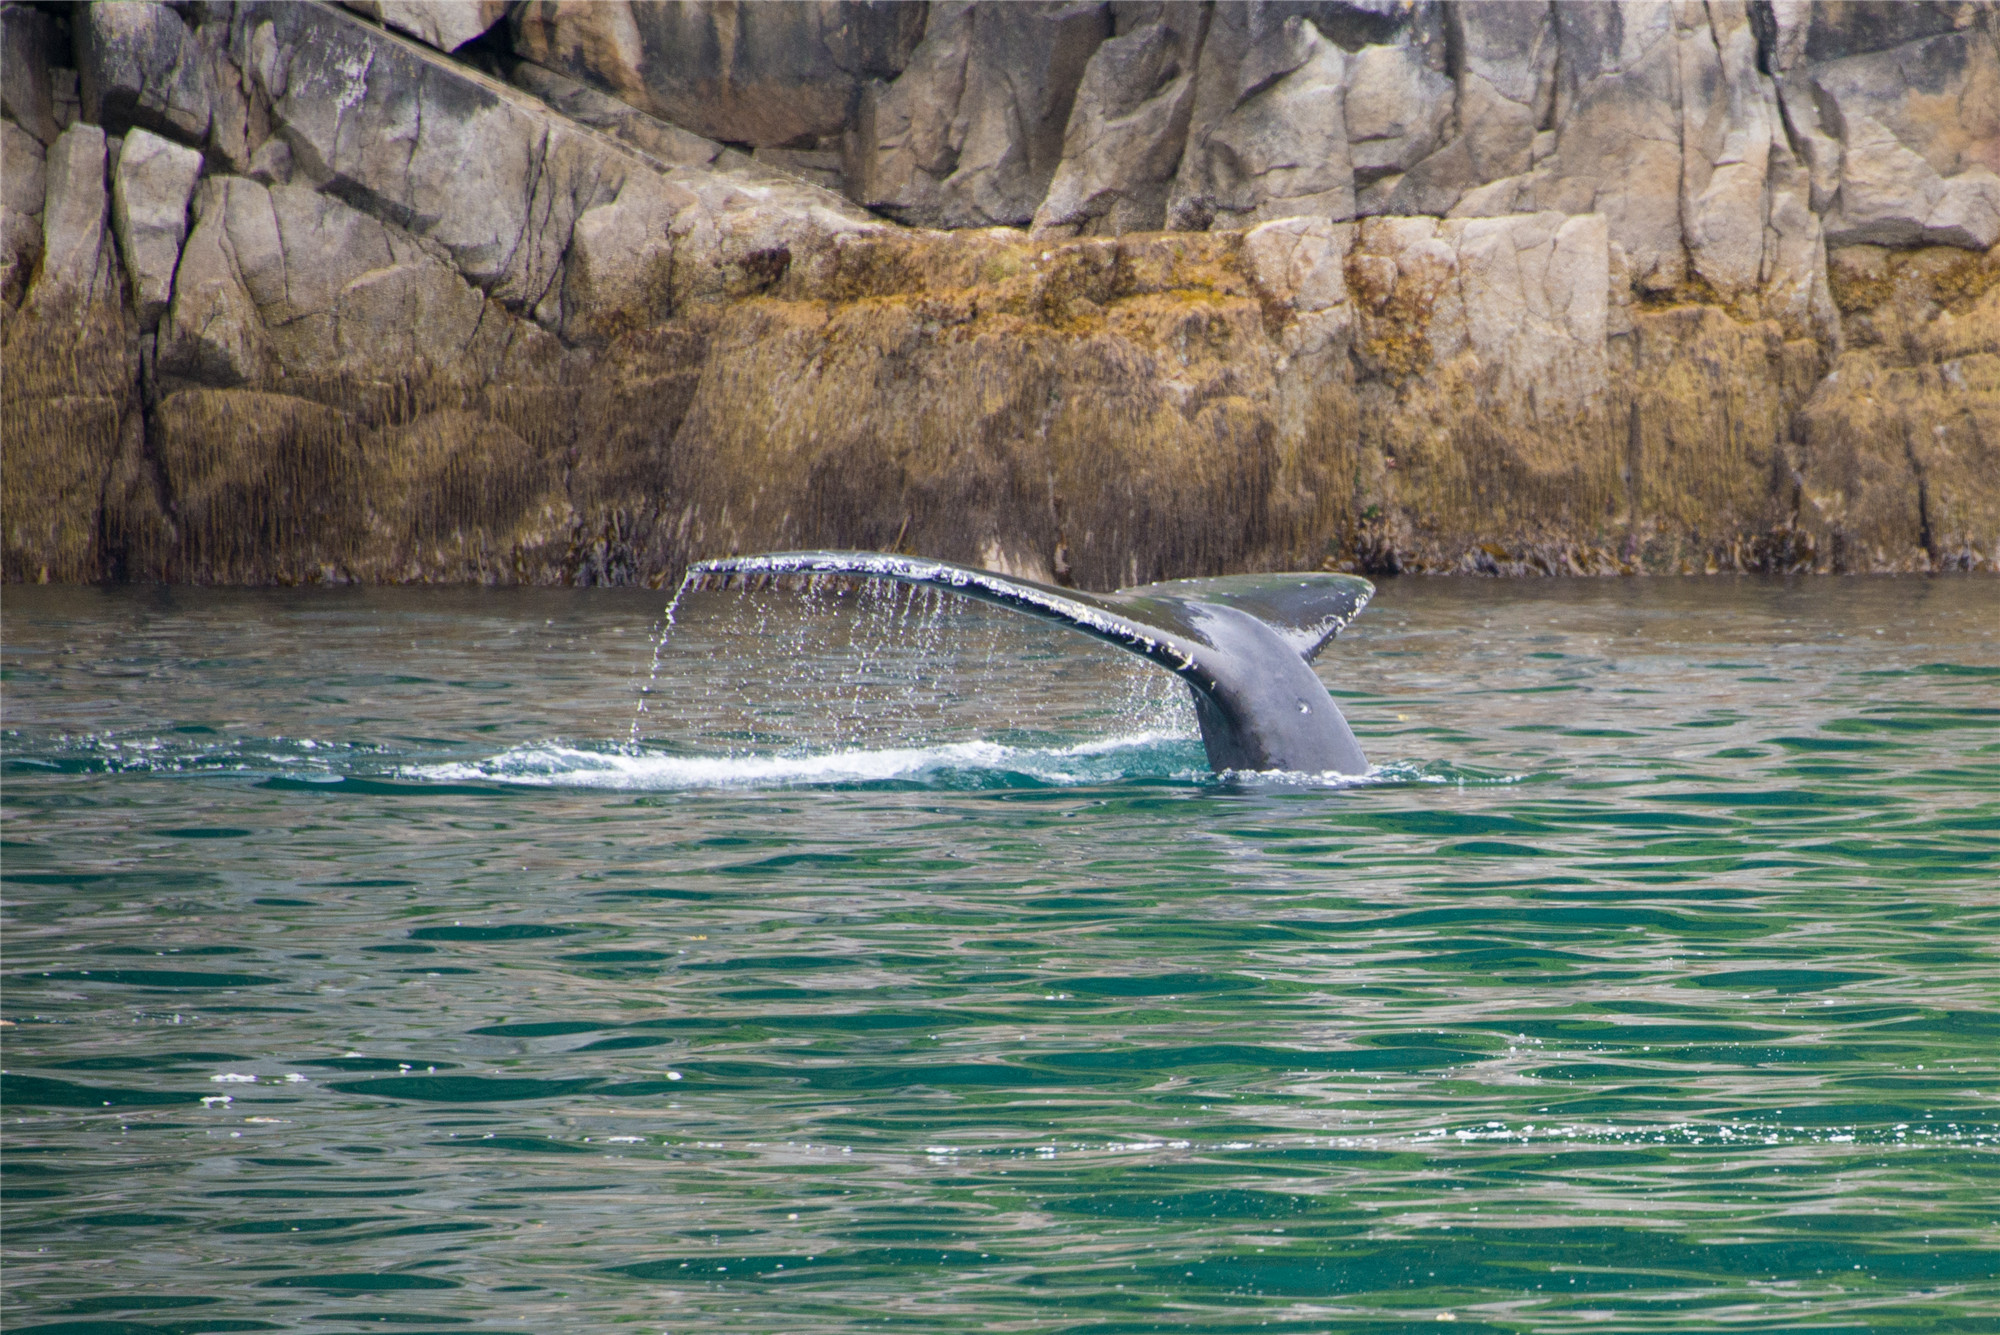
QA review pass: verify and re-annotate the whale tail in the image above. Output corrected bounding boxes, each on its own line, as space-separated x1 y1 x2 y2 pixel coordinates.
683 551 1374 776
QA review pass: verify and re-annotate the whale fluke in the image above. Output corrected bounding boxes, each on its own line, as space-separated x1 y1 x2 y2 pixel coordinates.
683 551 1375 776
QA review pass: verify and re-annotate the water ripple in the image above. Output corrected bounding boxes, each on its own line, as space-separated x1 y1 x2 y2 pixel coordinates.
3 577 1996 1334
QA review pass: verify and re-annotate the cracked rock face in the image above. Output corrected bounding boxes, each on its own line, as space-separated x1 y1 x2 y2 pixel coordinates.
509 0 928 149
111 128 202 330
1 117 46 307
342 1 509 55
1171 9 1359 230
34 122 121 310
1806 29 2000 249
258 1 570 306
77 0 213 144
1 0 1995 585
2 5 62 146
1030 3 1212 237
847 1 1111 229
1389 0 1556 218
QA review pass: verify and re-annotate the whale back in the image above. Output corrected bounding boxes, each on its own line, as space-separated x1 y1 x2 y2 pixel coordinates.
681 551 1374 776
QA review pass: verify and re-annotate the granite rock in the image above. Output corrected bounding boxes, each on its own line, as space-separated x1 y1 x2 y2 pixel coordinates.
252 0 878 330
848 1 1110 228
561 172 691 342
34 122 120 309
507 59 724 169
4 123 138 586
1773 0 1987 67
1242 214 1353 312
111 128 204 330
77 1 213 146
1795 246 2000 570
2 5 60 145
1032 2 1210 235
1 117 45 307
158 176 271 387
1542 1 1686 292
508 0 928 149
1807 28 2000 248
1387 0 1555 218
1343 38 1452 213
256 1 576 308
161 175 509 386
344 1 510 54
1170 10 1355 229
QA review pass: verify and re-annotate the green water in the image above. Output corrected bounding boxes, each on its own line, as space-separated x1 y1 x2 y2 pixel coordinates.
3 577 1997 1334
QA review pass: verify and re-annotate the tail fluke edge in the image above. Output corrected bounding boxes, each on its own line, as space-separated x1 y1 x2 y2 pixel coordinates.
682 552 1374 776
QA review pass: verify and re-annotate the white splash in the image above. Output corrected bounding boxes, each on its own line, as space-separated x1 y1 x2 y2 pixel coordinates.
409 732 1203 791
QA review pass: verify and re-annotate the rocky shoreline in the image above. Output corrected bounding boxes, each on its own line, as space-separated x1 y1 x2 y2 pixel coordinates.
3 0 1995 587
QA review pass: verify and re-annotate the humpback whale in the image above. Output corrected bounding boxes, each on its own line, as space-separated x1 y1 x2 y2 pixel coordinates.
683 551 1375 776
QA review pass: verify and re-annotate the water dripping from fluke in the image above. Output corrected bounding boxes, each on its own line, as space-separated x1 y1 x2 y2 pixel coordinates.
658 550 1377 780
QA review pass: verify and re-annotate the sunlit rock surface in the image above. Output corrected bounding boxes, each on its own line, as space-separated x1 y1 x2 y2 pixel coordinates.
2 0 1995 584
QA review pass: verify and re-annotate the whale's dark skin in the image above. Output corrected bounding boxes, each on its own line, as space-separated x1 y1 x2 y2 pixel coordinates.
682 551 1375 776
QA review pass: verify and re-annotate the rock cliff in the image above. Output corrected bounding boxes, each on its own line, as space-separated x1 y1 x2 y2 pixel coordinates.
3 0 1995 586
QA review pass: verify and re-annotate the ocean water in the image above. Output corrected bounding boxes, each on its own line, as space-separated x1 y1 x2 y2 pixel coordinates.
3 576 1997 1335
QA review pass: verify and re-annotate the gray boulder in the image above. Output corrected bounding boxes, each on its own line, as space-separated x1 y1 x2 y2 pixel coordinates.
1451 210 1610 415
1241 214 1353 312
111 128 204 331
1537 1 1685 292
196 6 260 175
163 175 497 386
7 120 134 589
238 0 883 336
158 177 271 386
507 0 927 149
1770 0 1987 68
250 1 614 314
77 1 214 146
1441 1 1838 327
343 1 509 54
1 118 45 307
848 1 1110 228
254 182 490 375
1169 10 1354 229
1679 0 1777 298
1343 39 1452 214
1032 1 1210 235
1774 72 1845 214
1807 29 2000 249
1826 118 2000 249
2 5 59 145
507 60 723 169
1763 142 1839 340
34 123 120 310
1386 0 1556 218
560 171 690 342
